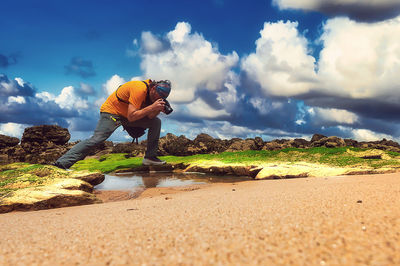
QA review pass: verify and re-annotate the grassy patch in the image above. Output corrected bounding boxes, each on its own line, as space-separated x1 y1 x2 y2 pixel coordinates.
71 153 143 173
70 147 400 173
0 163 73 191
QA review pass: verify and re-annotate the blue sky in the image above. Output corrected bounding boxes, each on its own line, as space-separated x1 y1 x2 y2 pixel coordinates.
1 0 400 142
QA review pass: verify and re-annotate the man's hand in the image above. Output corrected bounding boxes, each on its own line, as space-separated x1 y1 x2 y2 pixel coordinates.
150 98 165 113
147 99 164 119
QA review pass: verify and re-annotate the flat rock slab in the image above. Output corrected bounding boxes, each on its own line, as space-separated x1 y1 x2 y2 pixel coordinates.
0 163 104 213
69 171 105 185
254 162 397 179
0 179 101 213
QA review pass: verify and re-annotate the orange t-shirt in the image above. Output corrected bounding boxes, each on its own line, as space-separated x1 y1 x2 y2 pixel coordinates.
100 79 151 118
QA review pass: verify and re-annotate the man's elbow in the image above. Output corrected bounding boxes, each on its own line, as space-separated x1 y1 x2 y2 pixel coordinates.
127 113 138 123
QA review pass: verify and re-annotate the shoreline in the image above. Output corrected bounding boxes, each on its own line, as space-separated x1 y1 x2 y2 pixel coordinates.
94 183 215 202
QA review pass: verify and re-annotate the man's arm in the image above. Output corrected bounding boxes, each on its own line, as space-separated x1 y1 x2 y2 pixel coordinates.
127 99 165 122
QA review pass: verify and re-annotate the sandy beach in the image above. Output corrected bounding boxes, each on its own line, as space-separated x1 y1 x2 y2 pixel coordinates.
0 173 399 265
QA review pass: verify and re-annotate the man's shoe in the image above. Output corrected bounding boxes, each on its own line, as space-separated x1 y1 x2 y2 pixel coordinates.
142 157 166 166
53 161 69 170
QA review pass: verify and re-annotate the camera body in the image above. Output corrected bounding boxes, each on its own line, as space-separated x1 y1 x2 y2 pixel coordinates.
163 99 173 114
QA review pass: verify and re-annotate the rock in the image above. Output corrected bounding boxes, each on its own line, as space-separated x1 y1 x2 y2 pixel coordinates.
1 146 26 163
311 134 327 143
226 139 257 152
112 142 145 156
0 154 8 164
311 136 346 148
15 125 71 164
262 141 283 151
21 125 70 146
24 147 69 164
191 133 230 154
344 139 359 147
182 164 250 176
69 171 105 186
0 134 19 149
231 166 251 176
0 179 101 213
346 149 391 160
249 166 263 178
290 138 310 148
378 138 400 148
255 166 309 179
254 137 264 149
158 133 192 156
0 163 104 213
193 133 214 143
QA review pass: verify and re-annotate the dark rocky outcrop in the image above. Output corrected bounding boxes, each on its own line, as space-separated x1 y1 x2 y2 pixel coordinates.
112 142 145 156
21 125 70 146
311 136 346 148
0 125 72 164
191 133 232 154
226 139 258 152
0 134 19 149
19 125 71 164
310 134 326 143
158 133 192 156
158 133 232 156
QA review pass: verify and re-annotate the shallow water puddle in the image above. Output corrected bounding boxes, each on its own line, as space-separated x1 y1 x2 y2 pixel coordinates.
95 172 251 191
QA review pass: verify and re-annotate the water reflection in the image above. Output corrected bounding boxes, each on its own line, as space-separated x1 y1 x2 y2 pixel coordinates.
94 172 251 191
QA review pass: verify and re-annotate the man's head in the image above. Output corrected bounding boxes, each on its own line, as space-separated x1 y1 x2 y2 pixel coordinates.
149 80 171 102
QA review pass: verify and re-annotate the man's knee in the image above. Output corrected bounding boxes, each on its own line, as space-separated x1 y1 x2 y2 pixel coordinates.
87 132 110 146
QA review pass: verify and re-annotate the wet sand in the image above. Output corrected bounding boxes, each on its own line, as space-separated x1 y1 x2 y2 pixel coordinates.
94 184 209 202
0 173 399 265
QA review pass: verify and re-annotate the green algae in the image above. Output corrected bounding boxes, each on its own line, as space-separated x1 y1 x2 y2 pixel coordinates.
70 147 400 173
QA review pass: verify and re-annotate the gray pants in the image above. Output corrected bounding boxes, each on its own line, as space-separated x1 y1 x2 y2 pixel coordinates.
56 112 161 168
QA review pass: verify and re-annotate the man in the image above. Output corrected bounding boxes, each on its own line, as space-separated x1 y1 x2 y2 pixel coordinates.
54 79 171 169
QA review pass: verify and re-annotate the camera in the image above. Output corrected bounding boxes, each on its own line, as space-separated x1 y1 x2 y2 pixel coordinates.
163 99 173 115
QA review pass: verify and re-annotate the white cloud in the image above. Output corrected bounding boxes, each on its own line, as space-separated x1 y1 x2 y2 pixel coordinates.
211 121 294 140
216 71 242 110
139 21 239 103
79 82 95 95
186 98 229 119
0 81 16 95
351 128 393 142
35 91 55 102
0 122 29 138
241 20 317 97
141 31 164 53
102 74 126 95
94 97 106 108
167 22 191 43
8 96 26 104
250 98 284 115
309 107 359 125
130 76 143 81
14 77 25 87
242 17 400 106
55 86 89 110
317 16 400 102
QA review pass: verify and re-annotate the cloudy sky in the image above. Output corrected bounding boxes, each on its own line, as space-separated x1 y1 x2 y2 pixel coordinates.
1 0 400 142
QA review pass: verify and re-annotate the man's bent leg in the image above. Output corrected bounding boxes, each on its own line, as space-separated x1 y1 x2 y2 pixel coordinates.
56 113 121 168
123 117 161 158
